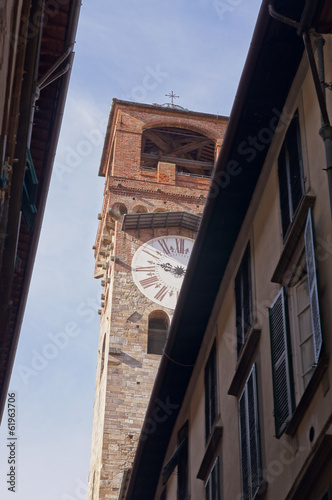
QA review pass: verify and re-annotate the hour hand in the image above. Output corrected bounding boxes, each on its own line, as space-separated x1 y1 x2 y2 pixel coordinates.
159 262 173 273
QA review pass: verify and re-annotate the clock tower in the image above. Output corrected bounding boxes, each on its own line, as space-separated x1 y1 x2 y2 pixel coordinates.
88 99 227 500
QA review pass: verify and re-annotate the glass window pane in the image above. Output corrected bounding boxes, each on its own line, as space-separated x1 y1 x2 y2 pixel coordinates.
301 336 315 375
296 276 310 313
298 307 312 343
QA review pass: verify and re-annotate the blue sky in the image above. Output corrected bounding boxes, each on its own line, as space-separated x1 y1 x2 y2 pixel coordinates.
0 1 261 498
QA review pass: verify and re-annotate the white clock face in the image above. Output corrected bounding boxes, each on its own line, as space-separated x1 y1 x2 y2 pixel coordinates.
132 236 194 309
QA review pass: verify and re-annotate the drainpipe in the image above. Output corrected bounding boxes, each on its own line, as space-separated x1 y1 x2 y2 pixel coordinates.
269 1 332 223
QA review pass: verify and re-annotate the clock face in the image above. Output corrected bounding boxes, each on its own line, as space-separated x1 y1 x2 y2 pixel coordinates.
131 236 194 309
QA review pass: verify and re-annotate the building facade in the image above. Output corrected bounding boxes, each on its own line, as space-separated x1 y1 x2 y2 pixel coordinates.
0 0 81 422
87 99 228 499
124 1 332 499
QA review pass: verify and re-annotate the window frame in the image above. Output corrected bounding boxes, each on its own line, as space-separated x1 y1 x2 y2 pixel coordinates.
269 208 324 437
288 270 315 394
205 341 218 442
277 109 305 239
235 244 253 357
147 312 169 355
177 421 189 500
238 363 262 500
161 421 189 498
205 456 221 500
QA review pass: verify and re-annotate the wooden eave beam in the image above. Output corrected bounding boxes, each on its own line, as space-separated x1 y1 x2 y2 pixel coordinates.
144 130 173 153
170 138 212 157
141 153 213 169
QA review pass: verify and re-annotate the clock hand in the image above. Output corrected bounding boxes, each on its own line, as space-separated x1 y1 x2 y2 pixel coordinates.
159 262 186 277
159 262 173 273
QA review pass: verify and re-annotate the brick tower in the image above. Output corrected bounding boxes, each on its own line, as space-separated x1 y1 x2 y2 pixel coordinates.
88 99 227 499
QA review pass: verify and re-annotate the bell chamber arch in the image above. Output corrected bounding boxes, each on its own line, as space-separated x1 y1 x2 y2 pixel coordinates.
140 126 215 177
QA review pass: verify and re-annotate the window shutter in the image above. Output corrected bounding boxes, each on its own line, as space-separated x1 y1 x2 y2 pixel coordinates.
269 288 294 437
304 208 323 363
239 365 261 500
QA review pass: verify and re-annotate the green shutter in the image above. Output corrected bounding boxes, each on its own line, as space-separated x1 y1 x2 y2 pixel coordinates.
304 208 323 364
269 288 294 437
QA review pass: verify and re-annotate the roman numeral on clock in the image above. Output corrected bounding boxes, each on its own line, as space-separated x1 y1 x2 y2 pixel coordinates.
158 239 171 256
143 249 160 260
135 266 156 272
154 286 168 302
176 238 185 254
139 276 159 289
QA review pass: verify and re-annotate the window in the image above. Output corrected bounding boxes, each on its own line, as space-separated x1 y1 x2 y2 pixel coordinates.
278 110 304 238
147 312 169 355
205 457 220 500
235 244 253 357
320 485 332 500
205 341 217 441
269 288 295 437
239 364 262 500
161 421 188 499
177 422 189 500
269 209 323 437
292 270 315 390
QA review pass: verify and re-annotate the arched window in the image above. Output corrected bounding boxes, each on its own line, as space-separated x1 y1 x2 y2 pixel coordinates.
112 203 127 216
148 311 169 355
132 205 148 213
141 126 215 177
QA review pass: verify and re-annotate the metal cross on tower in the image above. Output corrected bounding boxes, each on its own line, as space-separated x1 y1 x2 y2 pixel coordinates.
165 91 179 107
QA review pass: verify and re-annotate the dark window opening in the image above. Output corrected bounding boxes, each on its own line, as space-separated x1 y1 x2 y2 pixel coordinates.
141 126 215 177
205 341 217 441
177 422 189 500
235 244 253 357
278 110 304 238
239 364 262 500
205 457 220 500
147 312 169 355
